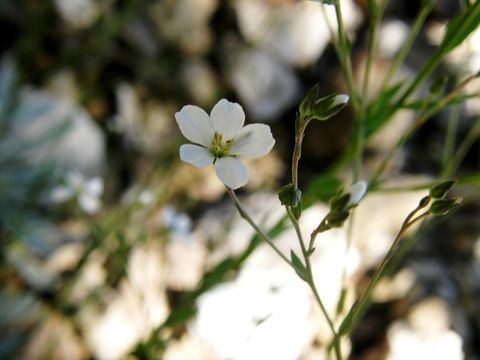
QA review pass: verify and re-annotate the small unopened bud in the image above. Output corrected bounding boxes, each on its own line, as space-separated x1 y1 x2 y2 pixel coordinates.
346 181 367 207
299 85 349 121
325 211 350 228
278 183 302 207
330 193 351 212
418 196 431 208
429 197 462 216
429 180 456 199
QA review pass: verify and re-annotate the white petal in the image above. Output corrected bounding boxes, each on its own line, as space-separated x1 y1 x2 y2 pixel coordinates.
50 186 73 203
333 94 349 106
347 181 367 206
229 124 275 158
180 144 214 168
66 171 85 189
175 105 214 147
85 177 104 197
214 157 249 189
79 194 101 214
210 99 245 139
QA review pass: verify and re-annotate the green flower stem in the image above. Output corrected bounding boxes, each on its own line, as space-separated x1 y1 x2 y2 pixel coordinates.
333 1 360 116
286 208 343 360
292 118 309 190
370 74 478 184
442 116 480 178
354 0 387 181
309 217 328 252
226 188 292 267
361 0 387 105
337 202 430 338
441 105 461 172
378 2 433 94
355 0 385 176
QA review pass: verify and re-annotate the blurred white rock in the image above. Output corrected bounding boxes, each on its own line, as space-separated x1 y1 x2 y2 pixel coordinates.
351 180 429 268
54 0 101 29
181 59 218 106
378 20 410 58
191 193 355 357
82 242 168 360
165 239 207 291
229 49 300 121
46 242 85 275
387 298 463 360
233 0 362 68
426 22 480 115
163 334 220 360
69 250 106 304
152 0 218 55
113 82 176 154
25 312 88 360
373 268 416 303
191 264 314 360
47 69 80 103
11 89 106 176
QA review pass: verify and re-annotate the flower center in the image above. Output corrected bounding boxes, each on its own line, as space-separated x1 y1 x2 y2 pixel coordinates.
210 132 232 158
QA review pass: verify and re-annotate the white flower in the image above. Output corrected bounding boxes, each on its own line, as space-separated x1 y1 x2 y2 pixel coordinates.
346 181 368 207
176 99 275 189
50 171 103 214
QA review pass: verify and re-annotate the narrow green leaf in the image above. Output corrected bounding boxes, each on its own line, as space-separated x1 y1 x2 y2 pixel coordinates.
368 0 378 16
338 304 356 335
290 250 309 282
336 288 348 315
438 2 480 56
365 82 404 137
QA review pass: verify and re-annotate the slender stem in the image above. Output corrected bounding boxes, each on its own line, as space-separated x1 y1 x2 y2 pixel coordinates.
292 119 308 189
361 0 387 104
378 3 432 94
370 74 478 184
287 209 342 360
227 188 292 267
339 202 430 336
355 0 387 181
309 217 327 252
334 1 360 115
442 105 461 171
442 116 480 178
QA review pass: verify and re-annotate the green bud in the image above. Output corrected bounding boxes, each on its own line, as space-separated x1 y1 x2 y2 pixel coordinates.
299 85 349 121
429 197 462 216
329 193 351 212
429 180 456 199
278 184 302 207
292 202 302 220
418 196 431 208
324 211 350 228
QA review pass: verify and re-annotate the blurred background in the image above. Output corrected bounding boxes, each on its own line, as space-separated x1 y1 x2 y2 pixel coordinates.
0 0 479 359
